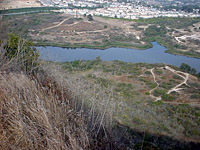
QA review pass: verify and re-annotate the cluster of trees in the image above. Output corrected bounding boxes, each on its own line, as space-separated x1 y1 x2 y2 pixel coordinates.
181 5 200 13
144 25 167 37
87 14 93 21
180 63 200 78
84 14 93 21
164 5 200 13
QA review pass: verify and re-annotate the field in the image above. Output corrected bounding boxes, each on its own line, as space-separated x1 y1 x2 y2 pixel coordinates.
44 59 200 145
0 0 41 10
1 11 200 58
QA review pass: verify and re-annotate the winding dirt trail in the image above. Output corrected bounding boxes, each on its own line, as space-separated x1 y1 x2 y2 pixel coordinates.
149 68 161 101
42 18 68 31
41 18 109 35
76 28 109 35
165 66 189 94
149 66 190 102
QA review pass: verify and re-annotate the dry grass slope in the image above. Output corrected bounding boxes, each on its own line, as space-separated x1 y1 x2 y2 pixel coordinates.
0 72 90 150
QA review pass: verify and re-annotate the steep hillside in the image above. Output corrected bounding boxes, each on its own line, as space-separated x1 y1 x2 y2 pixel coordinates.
0 35 200 149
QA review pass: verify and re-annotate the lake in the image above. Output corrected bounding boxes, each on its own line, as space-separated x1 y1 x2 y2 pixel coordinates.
36 42 200 72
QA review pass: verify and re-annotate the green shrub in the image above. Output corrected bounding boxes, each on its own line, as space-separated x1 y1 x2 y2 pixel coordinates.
144 25 167 37
145 71 151 75
4 33 39 72
173 74 182 80
145 91 150 95
190 94 200 99
161 93 175 101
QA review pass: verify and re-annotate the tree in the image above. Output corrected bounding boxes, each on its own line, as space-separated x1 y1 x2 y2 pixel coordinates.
180 63 197 75
4 33 39 72
180 63 191 72
87 14 93 21
144 25 167 37
198 72 200 79
190 68 197 74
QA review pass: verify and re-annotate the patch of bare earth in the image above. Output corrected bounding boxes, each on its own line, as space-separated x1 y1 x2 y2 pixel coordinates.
0 0 41 10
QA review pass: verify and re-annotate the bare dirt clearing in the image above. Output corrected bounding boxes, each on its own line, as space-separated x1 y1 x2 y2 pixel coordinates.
0 0 41 10
172 22 200 53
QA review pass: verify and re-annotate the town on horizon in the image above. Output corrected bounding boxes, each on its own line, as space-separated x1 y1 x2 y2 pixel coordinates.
1 0 200 19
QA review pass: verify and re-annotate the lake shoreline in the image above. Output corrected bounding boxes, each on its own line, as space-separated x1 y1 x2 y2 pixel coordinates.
33 42 153 51
36 42 200 72
34 41 200 59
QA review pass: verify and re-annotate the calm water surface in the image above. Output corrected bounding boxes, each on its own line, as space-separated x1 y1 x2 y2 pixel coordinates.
36 42 200 72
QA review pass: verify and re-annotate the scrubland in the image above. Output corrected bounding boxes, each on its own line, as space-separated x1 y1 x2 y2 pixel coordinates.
0 28 200 150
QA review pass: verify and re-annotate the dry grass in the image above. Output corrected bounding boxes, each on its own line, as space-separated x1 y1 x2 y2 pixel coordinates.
0 40 120 149
0 48 19 73
0 71 90 150
39 62 119 148
40 62 116 128
0 0 41 10
0 46 119 149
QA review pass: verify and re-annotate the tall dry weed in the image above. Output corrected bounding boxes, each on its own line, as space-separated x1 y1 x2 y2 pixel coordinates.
0 72 89 150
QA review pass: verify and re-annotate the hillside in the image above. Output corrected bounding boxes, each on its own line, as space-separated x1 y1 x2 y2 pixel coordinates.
1 11 200 58
47 60 200 142
0 35 119 150
0 28 200 150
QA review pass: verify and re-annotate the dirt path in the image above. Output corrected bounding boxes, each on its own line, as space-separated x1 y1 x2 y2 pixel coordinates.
149 68 161 101
76 28 109 34
42 18 68 31
68 22 79 27
147 66 200 106
165 66 189 94
149 66 190 102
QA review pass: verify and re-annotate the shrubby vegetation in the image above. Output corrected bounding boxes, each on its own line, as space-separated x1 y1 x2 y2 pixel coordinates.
1 41 200 149
87 14 93 21
144 25 167 36
0 35 122 149
180 63 197 75
164 5 200 13
4 33 39 72
136 17 200 29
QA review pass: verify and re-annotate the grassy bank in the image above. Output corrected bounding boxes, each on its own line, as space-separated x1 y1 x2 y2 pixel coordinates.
34 41 153 50
34 40 200 59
